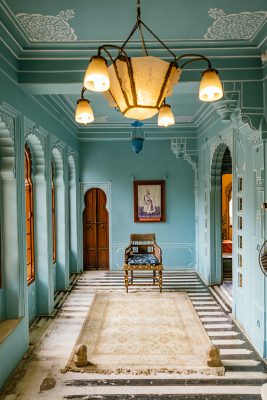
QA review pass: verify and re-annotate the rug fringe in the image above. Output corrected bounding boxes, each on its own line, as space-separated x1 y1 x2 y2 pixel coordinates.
61 366 225 376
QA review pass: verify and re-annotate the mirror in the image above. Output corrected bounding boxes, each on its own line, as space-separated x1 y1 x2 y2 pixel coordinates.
259 240 267 275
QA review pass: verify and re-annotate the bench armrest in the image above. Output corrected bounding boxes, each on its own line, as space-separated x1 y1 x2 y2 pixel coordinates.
154 243 162 263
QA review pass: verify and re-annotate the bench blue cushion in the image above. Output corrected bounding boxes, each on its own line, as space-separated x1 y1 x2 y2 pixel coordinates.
127 254 159 265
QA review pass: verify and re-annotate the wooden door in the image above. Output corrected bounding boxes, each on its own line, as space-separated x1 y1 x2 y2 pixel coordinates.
83 188 109 270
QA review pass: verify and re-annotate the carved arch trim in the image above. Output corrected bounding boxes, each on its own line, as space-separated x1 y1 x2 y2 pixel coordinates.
0 112 16 178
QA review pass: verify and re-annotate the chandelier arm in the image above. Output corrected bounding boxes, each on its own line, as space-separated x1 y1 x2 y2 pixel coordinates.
176 54 212 69
98 45 134 82
98 44 131 64
81 87 87 98
180 57 211 69
156 62 177 108
139 20 177 59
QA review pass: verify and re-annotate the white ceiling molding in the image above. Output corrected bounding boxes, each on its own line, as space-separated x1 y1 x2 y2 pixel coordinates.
16 9 77 42
204 8 267 40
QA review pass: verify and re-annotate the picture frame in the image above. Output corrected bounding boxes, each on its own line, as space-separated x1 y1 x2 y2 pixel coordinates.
133 180 165 222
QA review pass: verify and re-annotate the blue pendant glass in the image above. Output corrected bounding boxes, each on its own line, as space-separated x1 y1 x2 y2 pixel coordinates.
131 121 145 154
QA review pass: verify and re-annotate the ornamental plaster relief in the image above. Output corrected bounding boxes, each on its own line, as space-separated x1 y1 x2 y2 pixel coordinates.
24 119 47 179
0 111 15 143
235 129 245 174
68 153 76 184
171 138 198 188
213 92 239 123
256 177 264 192
80 182 111 213
51 139 64 157
16 9 77 42
248 131 262 147
51 145 64 183
205 8 266 40
209 134 233 165
0 112 16 177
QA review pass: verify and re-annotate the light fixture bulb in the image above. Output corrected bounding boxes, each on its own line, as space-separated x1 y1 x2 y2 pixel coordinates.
75 99 94 124
83 55 110 92
158 104 175 127
199 69 223 102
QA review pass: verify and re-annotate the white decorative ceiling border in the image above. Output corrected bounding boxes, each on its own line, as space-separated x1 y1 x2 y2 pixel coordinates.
204 8 267 40
16 9 77 42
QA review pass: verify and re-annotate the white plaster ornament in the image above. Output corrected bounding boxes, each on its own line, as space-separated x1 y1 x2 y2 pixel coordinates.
205 8 267 40
16 10 77 42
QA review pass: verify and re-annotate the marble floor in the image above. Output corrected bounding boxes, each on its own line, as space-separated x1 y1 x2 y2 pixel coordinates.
0 270 266 400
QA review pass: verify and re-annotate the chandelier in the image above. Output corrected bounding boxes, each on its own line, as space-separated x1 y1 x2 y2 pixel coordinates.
75 0 223 127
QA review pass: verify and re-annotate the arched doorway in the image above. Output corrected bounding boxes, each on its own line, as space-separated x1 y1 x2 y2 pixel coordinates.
221 148 233 297
83 188 109 270
210 144 233 299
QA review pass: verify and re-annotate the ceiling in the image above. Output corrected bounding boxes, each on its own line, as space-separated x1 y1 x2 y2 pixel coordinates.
0 0 266 138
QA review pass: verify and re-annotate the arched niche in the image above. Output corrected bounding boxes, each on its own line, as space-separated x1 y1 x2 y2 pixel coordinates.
68 154 78 274
52 145 69 290
0 112 22 318
26 132 54 316
210 142 232 284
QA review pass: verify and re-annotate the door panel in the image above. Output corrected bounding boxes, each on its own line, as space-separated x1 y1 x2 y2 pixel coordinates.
83 188 109 270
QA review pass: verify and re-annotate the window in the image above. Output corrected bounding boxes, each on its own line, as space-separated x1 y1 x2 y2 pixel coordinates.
51 163 56 263
25 144 35 285
237 175 243 288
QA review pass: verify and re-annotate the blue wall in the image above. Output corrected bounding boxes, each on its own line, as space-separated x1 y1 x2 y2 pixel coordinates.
0 320 29 390
0 68 79 389
79 139 196 269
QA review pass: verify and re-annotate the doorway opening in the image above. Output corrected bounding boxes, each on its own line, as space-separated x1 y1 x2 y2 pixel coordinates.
83 188 109 270
210 144 233 305
221 148 232 300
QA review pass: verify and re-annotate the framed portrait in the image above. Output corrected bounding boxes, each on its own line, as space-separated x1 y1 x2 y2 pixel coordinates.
133 180 165 222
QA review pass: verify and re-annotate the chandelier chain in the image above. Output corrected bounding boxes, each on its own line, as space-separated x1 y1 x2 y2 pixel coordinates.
138 24 148 56
137 0 141 21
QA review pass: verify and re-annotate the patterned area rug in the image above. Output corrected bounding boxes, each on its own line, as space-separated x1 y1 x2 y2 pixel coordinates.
65 292 224 375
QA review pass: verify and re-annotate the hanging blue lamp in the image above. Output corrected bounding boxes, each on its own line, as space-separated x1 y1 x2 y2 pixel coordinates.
131 121 145 154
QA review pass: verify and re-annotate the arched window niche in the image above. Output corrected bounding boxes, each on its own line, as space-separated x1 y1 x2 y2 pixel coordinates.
25 129 54 317
24 144 35 285
68 153 79 274
0 111 22 320
51 145 69 291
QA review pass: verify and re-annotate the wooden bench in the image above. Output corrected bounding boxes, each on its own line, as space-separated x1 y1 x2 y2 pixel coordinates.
124 233 163 292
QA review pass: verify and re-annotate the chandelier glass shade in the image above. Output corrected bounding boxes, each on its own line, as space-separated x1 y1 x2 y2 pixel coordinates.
199 69 223 102
103 56 181 121
75 98 94 124
75 0 224 126
158 103 175 127
84 56 110 92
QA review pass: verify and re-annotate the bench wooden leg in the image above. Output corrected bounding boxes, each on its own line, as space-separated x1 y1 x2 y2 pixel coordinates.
153 270 156 285
125 270 129 293
159 270 163 292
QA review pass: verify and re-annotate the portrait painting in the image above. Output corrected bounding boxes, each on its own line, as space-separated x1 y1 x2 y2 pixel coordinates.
133 180 165 222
